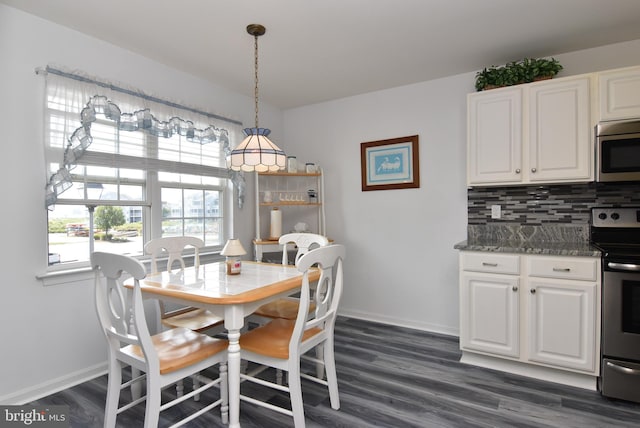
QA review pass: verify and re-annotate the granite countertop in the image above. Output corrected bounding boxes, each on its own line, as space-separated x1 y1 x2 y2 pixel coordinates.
454 224 602 257
453 239 601 257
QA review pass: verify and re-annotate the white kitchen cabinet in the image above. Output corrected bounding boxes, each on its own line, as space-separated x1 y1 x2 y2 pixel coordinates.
528 77 592 182
599 65 640 121
526 255 598 372
527 278 597 372
459 251 601 387
467 87 523 185
253 170 325 261
460 252 520 357
460 272 520 358
467 74 593 186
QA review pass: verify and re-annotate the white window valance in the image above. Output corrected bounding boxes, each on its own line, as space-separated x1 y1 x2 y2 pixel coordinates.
39 66 245 207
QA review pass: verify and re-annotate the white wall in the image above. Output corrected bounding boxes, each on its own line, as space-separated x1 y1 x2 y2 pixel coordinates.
283 75 471 334
0 4 281 404
282 39 640 335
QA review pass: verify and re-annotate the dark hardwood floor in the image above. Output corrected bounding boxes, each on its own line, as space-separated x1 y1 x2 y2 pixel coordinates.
30 316 640 427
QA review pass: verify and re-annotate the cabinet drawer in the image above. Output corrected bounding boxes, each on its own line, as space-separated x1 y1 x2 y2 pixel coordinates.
461 252 520 274
528 256 597 281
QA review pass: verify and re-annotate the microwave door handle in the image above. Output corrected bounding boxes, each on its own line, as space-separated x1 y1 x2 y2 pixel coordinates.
606 361 640 376
607 262 640 272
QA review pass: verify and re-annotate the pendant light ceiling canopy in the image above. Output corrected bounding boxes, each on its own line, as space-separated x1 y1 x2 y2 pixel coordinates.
227 24 286 172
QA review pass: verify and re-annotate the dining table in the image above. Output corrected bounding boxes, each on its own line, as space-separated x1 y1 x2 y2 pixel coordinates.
127 260 320 428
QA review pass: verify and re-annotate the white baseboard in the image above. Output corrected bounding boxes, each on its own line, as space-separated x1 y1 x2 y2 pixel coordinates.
0 362 107 405
338 308 459 337
460 351 598 390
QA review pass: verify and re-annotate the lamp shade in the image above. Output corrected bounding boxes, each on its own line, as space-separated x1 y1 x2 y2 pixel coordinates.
227 128 286 172
220 239 247 257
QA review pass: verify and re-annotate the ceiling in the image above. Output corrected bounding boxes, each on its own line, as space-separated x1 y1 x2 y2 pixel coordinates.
4 0 640 109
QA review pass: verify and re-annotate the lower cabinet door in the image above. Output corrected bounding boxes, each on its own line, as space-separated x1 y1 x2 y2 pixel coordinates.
460 273 520 358
527 278 596 372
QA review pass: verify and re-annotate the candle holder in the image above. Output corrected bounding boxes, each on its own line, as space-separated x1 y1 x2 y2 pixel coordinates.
220 239 247 275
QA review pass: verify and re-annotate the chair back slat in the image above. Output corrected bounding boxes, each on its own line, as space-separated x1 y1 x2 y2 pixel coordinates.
144 236 204 273
278 233 329 266
289 245 345 352
92 252 158 368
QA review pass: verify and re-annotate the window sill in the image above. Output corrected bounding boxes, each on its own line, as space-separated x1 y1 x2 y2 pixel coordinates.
37 252 225 286
36 266 95 286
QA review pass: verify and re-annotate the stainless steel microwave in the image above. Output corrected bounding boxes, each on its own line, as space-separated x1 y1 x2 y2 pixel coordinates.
596 119 640 182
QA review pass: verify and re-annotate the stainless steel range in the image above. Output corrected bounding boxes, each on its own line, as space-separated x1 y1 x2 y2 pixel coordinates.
591 207 640 403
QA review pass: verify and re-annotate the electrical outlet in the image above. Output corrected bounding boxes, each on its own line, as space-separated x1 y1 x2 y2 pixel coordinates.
491 205 501 219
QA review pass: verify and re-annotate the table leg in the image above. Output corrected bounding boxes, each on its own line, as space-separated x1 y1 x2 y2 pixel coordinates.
227 328 241 427
225 305 244 428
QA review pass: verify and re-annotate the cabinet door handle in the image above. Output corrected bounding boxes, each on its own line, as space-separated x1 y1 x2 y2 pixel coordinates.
512 286 518 292
530 288 536 294
552 267 571 272
482 262 498 267
515 169 521 174
531 167 537 173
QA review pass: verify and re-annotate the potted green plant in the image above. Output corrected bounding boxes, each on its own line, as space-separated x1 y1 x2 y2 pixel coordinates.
529 57 563 81
475 57 562 91
475 62 522 91
474 67 492 91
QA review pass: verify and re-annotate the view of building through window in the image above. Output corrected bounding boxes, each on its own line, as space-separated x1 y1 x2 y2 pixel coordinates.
48 186 223 265
48 204 143 264
161 187 222 245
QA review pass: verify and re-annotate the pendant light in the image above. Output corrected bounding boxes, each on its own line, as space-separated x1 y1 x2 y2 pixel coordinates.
228 24 286 172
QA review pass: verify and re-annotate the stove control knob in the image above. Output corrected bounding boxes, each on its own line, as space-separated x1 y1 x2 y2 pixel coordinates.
598 213 607 220
611 213 620 220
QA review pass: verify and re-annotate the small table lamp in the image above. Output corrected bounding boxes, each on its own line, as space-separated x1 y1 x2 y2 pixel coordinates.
221 238 247 275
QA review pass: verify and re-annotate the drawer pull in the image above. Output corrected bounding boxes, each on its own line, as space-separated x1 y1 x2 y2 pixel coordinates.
512 286 518 292
482 262 498 267
552 267 571 272
530 288 536 294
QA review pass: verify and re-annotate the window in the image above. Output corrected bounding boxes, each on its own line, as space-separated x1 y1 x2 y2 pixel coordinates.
43 68 242 269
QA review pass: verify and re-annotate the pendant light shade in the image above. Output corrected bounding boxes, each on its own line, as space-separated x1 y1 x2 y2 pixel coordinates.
228 24 286 172
229 127 286 172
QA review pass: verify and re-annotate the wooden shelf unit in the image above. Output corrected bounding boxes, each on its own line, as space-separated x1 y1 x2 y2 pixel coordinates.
253 169 326 261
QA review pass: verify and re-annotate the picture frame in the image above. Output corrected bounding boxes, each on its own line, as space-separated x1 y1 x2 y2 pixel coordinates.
360 135 420 191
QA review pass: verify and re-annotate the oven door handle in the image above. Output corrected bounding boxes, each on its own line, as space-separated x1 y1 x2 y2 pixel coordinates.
607 262 640 272
606 361 640 376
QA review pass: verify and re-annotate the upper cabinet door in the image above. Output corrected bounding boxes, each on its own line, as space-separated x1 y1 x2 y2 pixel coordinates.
599 66 640 121
528 76 592 183
467 87 523 186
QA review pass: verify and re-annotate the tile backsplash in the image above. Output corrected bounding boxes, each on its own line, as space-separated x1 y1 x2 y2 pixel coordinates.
468 182 640 225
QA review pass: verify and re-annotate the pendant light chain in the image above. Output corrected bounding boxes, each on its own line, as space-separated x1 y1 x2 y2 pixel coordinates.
253 32 259 129
228 24 286 172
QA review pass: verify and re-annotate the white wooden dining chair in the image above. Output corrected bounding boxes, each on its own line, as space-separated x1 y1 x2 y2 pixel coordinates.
145 236 225 399
91 251 228 428
144 236 224 334
238 244 345 428
251 233 329 322
250 233 330 383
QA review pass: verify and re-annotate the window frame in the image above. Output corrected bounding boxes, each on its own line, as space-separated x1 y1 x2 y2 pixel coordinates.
44 99 234 274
